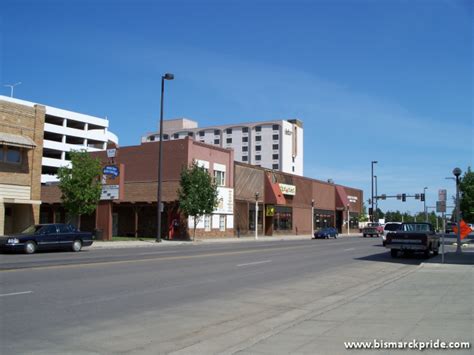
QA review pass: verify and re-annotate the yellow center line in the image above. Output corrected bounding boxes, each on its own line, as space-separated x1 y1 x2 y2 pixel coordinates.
1 244 313 273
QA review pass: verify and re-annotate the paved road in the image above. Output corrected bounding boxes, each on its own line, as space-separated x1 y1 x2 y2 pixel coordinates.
0 237 465 354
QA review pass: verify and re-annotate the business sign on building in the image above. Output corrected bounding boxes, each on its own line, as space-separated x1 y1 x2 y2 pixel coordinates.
101 185 120 200
214 187 234 214
279 183 296 196
348 195 358 203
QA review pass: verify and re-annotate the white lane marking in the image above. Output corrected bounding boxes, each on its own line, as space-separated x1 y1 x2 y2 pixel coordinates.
237 260 272 267
0 291 33 297
343 248 356 251
137 250 181 256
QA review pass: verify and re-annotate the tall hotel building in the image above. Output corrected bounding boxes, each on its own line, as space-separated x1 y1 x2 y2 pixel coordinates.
142 118 303 176
0 96 118 183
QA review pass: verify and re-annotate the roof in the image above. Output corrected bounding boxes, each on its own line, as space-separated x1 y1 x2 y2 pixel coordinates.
0 132 37 149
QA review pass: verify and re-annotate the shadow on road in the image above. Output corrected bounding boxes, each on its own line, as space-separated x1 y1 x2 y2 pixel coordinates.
355 250 474 266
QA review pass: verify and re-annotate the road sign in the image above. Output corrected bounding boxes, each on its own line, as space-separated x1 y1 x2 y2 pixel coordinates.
452 220 473 240
436 200 446 213
438 189 447 201
107 149 116 158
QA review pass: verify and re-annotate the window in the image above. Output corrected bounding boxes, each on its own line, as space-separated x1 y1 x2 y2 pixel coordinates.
214 139 220 145
272 144 279 150
272 154 279 160
163 134 169 140
242 156 248 162
226 128 232 134
256 136 262 142
226 138 232 144
1 146 22 164
149 136 155 141
273 206 292 231
255 146 261 151
242 127 249 133
255 126 261 132
188 132 194 137
173 133 179 139
272 124 279 130
272 164 279 169
242 137 248 143
58 224 72 233
242 146 248 152
255 155 261 161
292 156 295 163
214 170 225 186
199 131 205 137
272 134 279 140
219 215 226 231
214 129 220 135
292 166 295 172
204 215 211 232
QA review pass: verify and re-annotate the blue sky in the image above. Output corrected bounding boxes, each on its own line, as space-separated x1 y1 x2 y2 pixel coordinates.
1 0 472 215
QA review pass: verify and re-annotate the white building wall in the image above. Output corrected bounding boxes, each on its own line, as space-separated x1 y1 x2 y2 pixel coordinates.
143 119 303 176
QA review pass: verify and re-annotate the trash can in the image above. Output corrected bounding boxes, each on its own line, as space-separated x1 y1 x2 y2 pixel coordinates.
94 229 103 240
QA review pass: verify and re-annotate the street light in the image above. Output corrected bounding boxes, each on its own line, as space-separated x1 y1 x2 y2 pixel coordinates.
371 161 378 222
255 192 259 240
4 82 21 98
453 168 462 254
423 187 428 222
311 199 315 238
374 175 378 222
156 73 174 243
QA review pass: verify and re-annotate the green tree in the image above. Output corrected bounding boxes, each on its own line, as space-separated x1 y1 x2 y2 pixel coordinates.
358 202 369 222
460 167 474 222
57 150 102 229
177 161 219 240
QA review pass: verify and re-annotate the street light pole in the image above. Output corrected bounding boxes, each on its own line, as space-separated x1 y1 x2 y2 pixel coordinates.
156 73 174 243
374 175 378 222
347 204 350 235
423 187 428 222
371 161 377 222
453 168 462 254
255 192 259 240
311 199 315 238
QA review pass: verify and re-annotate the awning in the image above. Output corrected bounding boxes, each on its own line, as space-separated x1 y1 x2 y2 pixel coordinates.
0 132 37 149
1 198 42 205
264 174 287 205
335 185 349 210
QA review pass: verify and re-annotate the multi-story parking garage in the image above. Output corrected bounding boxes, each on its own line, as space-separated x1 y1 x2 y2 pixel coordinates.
0 96 118 183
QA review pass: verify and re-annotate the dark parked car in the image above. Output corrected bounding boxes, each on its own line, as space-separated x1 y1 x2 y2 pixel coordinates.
0 223 93 254
385 222 439 258
314 227 338 239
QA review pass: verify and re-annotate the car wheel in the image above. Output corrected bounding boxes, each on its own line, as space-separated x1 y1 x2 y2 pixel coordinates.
363 234 366 238
72 239 82 252
25 241 37 254
423 250 430 258
390 249 398 258
433 249 439 256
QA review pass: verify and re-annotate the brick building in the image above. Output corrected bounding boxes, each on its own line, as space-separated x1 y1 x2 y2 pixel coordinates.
41 137 363 240
0 99 45 235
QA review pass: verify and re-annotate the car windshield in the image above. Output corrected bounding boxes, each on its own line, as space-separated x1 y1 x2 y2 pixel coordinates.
368 223 380 227
20 225 43 234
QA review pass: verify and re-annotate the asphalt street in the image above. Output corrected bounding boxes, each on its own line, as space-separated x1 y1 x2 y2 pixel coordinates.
0 236 471 354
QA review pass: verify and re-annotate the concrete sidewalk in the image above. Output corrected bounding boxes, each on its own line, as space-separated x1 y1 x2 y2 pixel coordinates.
238 261 473 355
90 233 363 249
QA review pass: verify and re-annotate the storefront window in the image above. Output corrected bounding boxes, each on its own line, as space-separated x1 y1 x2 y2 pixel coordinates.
249 204 263 230
273 206 292 231
314 209 335 229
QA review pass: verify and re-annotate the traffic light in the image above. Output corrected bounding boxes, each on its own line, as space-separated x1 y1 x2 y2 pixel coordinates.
369 207 373 215
402 193 406 202
420 193 425 202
